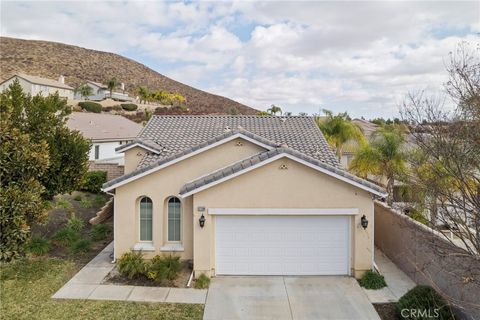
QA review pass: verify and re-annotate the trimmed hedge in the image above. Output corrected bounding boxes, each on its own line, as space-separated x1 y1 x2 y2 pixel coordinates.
396 285 454 320
358 270 387 289
81 171 107 193
78 101 102 113
121 103 138 111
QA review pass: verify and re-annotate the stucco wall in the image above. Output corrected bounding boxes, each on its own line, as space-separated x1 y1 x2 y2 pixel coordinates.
113 138 266 260
1 76 74 99
192 157 375 278
124 146 147 173
89 141 123 161
375 202 480 319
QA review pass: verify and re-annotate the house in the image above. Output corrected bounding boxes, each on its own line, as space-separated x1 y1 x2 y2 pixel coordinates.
0 73 74 99
102 115 387 278
74 80 135 102
66 112 142 166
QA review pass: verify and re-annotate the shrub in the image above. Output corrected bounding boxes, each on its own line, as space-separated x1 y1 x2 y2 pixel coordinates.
55 198 72 210
396 285 454 320
66 216 84 232
52 227 80 246
121 103 138 111
94 194 107 206
194 273 210 289
73 194 82 201
69 239 92 254
78 101 102 113
118 251 146 279
81 171 107 193
147 255 181 283
91 224 112 241
80 198 93 209
26 237 50 256
358 270 387 289
112 105 122 111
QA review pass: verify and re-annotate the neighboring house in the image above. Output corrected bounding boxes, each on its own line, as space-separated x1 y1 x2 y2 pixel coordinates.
103 115 387 278
0 73 74 99
74 80 135 102
66 112 142 165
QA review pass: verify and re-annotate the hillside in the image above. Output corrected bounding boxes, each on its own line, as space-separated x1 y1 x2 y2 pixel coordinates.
0 37 257 115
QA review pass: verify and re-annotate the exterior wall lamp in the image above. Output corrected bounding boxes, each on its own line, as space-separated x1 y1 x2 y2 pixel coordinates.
361 215 369 229
199 214 206 228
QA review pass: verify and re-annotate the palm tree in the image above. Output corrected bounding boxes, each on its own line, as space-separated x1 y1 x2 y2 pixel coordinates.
137 86 150 104
267 104 282 115
316 109 366 160
75 84 93 100
349 126 407 205
107 78 119 99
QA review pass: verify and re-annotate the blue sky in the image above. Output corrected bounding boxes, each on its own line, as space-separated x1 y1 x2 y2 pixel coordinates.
1 1 478 118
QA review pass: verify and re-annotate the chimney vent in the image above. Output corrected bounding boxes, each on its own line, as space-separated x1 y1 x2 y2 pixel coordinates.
58 75 65 84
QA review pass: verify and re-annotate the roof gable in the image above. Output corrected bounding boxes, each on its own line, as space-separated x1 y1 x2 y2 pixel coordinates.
179 148 387 198
102 130 279 191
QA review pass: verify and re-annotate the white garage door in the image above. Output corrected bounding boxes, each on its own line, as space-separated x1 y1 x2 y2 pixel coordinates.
215 215 350 275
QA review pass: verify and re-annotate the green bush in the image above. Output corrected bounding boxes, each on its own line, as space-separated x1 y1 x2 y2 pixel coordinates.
55 198 72 210
80 198 93 209
25 237 50 256
91 224 112 241
396 285 454 320
52 227 80 246
94 194 107 206
146 255 181 283
73 194 82 201
194 273 210 289
118 251 146 279
121 103 138 111
78 101 102 113
358 270 387 289
81 171 107 193
66 216 84 232
69 239 92 254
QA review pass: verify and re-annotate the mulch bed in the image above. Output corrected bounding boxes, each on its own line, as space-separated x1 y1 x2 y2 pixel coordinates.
103 261 193 288
374 303 400 320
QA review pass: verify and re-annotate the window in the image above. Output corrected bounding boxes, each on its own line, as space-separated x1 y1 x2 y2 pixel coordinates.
139 197 153 241
94 145 100 159
168 197 181 241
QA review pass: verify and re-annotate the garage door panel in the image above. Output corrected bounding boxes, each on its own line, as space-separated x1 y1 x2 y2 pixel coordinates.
215 215 350 275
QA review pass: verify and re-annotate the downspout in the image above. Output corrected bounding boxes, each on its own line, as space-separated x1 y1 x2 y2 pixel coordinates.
104 190 116 263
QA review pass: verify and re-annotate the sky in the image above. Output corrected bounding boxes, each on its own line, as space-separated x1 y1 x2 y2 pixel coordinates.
1 1 479 118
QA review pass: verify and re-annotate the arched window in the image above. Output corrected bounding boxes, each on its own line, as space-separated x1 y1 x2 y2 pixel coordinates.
139 197 153 241
168 197 181 241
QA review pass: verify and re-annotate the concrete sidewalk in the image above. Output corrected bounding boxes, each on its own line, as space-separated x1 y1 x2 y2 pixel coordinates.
362 248 416 303
52 242 207 304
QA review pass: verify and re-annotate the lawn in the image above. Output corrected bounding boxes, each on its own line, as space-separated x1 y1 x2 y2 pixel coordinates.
0 258 204 319
0 191 204 319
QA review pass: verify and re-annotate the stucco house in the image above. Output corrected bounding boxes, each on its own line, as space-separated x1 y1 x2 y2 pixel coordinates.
102 115 387 278
66 112 142 165
74 80 135 102
0 73 74 100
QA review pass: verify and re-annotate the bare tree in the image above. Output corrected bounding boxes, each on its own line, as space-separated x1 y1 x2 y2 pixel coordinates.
401 42 480 258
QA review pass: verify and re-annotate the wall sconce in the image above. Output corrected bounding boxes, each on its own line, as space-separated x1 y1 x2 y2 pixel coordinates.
361 215 369 229
199 214 206 228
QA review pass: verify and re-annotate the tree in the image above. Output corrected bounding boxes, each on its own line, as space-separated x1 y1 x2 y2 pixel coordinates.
256 111 270 116
1 80 90 199
75 84 93 100
267 104 282 115
316 109 366 160
349 125 408 205
107 78 119 98
137 86 150 104
400 42 480 258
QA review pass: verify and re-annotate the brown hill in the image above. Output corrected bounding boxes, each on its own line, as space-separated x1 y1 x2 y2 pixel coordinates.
0 37 257 115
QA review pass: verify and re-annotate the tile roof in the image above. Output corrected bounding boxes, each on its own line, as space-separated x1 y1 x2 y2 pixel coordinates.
136 115 339 168
16 73 74 90
66 112 143 141
115 138 165 154
179 147 387 197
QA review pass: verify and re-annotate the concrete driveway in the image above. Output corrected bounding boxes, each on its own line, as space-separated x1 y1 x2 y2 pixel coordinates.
204 276 380 320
